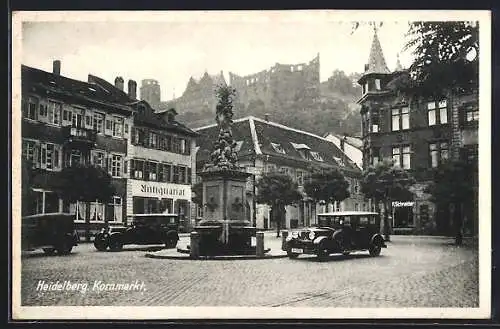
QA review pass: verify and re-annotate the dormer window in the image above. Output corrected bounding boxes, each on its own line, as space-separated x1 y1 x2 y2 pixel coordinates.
333 156 345 167
310 151 324 162
271 142 286 154
234 140 244 152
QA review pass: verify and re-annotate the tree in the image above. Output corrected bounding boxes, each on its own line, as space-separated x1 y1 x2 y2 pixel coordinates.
404 21 479 98
303 168 351 208
255 173 302 237
57 164 116 240
424 159 478 245
361 160 415 241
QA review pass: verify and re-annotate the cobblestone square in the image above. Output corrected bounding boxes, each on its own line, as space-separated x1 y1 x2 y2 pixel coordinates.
21 234 479 307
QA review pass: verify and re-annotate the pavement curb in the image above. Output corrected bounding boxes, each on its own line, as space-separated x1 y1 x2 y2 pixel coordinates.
144 252 288 260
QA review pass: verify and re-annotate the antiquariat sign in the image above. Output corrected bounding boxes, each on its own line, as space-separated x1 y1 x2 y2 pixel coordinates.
392 201 415 208
130 180 192 200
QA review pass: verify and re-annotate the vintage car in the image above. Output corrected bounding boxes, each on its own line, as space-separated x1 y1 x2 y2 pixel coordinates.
22 212 79 255
93 213 180 251
285 211 387 260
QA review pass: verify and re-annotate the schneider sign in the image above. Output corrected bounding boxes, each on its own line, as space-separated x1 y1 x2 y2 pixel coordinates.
131 180 192 199
392 201 415 207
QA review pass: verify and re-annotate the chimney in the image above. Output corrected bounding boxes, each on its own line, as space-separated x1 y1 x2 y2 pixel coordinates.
128 80 137 99
264 113 270 122
340 135 347 152
115 77 124 91
53 60 61 75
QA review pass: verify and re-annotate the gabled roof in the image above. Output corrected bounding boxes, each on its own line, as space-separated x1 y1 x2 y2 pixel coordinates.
21 65 135 113
194 116 361 173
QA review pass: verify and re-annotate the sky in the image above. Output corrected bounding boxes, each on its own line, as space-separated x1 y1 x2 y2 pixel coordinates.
20 12 414 102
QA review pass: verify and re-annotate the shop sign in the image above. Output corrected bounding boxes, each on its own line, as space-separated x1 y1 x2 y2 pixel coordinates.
392 201 414 207
131 180 191 199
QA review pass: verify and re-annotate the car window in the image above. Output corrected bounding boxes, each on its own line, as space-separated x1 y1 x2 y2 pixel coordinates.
360 216 369 225
369 216 376 225
318 216 331 227
344 216 351 224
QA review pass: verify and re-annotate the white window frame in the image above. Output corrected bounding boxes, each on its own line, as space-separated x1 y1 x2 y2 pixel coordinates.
438 100 448 124
62 107 73 126
113 116 124 138
93 112 105 134
24 96 38 121
91 149 106 168
47 100 62 126
22 139 37 164
107 196 123 223
40 142 61 171
111 154 123 177
375 79 381 90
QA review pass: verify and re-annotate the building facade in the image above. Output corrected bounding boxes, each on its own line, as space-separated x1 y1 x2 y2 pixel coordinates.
126 106 198 231
357 31 479 235
194 116 367 230
21 61 136 239
21 61 199 238
229 54 320 111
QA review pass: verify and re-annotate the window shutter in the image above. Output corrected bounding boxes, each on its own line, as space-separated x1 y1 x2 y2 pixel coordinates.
40 144 47 169
124 124 129 138
187 168 192 184
123 159 128 175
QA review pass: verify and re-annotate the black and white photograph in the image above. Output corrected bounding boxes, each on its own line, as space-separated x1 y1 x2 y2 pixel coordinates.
11 10 491 320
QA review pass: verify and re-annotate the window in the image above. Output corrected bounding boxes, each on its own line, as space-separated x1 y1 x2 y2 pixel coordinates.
296 170 304 186
105 118 113 133
40 143 61 170
23 97 38 120
163 163 172 182
164 135 172 151
266 164 276 173
47 101 62 125
173 166 179 183
364 82 368 94
148 161 158 181
106 196 122 222
62 108 72 126
371 113 379 133
44 191 60 213
375 79 381 90
91 112 103 133
180 139 187 154
371 147 380 166
22 140 37 163
465 106 479 122
354 203 360 211
392 107 409 131
429 142 449 168
113 117 124 137
178 166 187 184
92 150 106 168
131 159 144 179
271 142 286 154
111 154 122 177
85 111 94 129
310 151 324 162
428 100 448 126
39 101 47 118
149 132 158 148
279 167 290 175
69 149 82 167
392 145 411 169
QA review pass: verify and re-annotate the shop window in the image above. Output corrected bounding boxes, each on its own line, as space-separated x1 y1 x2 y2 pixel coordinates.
393 205 414 228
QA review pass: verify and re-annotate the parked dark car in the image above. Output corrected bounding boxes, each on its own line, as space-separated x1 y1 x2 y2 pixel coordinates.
22 213 79 255
93 213 180 251
285 211 387 260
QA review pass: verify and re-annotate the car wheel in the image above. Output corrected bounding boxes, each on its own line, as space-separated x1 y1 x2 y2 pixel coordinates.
43 248 56 255
369 244 381 257
109 239 123 252
317 247 329 261
165 235 178 249
94 239 108 251
56 241 73 255
287 249 299 259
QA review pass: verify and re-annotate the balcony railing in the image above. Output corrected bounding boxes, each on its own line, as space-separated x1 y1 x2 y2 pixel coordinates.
63 125 97 147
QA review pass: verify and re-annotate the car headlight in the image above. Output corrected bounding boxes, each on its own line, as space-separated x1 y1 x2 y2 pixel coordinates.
291 231 299 239
308 231 316 240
